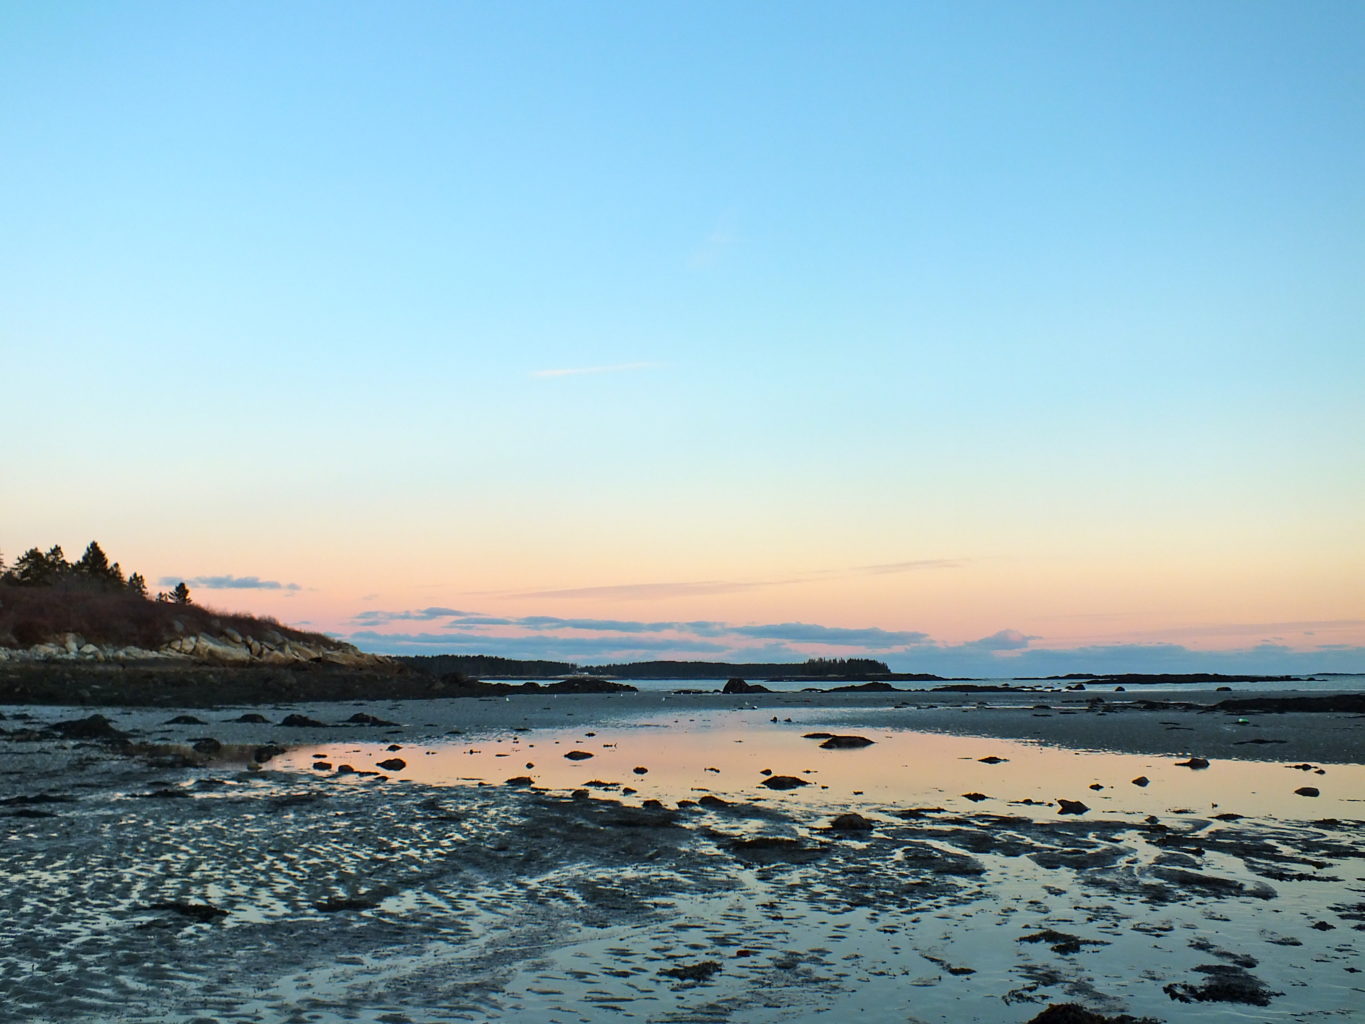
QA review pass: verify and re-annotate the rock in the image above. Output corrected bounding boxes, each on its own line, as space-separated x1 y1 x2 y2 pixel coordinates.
232 713 270 724
978 756 1008 764
146 901 228 923
543 677 637 694
659 960 721 982
697 795 729 809
564 750 594 761
47 714 128 741
279 714 326 727
504 776 535 787
1024 1005 1160 1024
723 678 770 694
760 775 810 790
165 715 206 725
1088 783 1104 791
632 766 648 774
818 735 875 749
1295 787 1320 797
1217 694 1365 714
386 743 402 751
1131 776 1150 787
826 681 898 692
190 737 222 755
314 895 382 912
335 764 354 774
376 758 406 771
1176 757 1210 769
962 792 990 802
347 713 399 726
828 812 874 831
1163 964 1281 1005
1057 799 1090 815
252 744 285 764
802 732 834 739
312 762 332 772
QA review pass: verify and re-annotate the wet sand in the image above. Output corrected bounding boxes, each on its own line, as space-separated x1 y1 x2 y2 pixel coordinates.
1 690 1361 1023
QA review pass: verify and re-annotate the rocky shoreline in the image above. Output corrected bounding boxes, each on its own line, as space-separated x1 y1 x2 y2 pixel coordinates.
1 693 1361 1023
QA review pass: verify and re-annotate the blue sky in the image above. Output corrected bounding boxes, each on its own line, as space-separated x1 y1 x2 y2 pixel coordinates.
3 2 1362 674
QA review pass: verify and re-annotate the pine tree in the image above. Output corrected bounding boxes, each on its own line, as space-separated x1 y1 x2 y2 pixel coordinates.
10 548 55 586
170 581 192 605
127 572 148 599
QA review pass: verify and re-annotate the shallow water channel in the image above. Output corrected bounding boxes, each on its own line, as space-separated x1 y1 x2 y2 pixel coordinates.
275 709 1365 823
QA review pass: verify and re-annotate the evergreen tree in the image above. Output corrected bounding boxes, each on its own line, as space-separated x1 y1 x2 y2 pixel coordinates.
10 548 56 586
72 540 111 581
127 572 148 599
170 581 192 605
44 545 70 579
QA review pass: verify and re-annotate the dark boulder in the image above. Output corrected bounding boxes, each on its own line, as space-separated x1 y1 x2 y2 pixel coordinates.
1025 1004 1161 1024
231 713 270 723
1295 787 1320 797
252 743 285 764
47 715 128 741
978 755 1008 764
1131 776 1150 787
544 677 637 694
376 758 406 771
279 714 326 728
1163 964 1281 1005
818 735 875 749
564 750 594 761
346 713 398 726
760 775 810 790
660 960 721 982
164 715 206 725
191 737 222 755
1057 799 1090 815
828 812 874 831
314 895 382 912
146 901 228 923
1176 757 1210 769
723 678 770 694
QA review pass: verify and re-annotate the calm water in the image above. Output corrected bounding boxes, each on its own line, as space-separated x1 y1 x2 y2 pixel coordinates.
277 709 1365 822
513 673 1365 695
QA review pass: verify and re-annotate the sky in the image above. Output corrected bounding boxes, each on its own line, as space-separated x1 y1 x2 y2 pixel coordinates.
2 2 1362 676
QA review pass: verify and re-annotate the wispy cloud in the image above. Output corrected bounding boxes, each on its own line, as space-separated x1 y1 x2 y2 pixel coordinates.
350 607 475 625
959 628 1038 651
853 559 965 575
510 558 966 601
511 580 773 600
729 622 931 646
531 362 662 379
162 575 301 591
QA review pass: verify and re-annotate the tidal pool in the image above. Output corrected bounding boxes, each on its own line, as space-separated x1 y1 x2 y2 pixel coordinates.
273 709 1365 822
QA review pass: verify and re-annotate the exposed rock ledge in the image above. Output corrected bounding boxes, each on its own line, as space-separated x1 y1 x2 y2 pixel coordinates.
0 629 387 670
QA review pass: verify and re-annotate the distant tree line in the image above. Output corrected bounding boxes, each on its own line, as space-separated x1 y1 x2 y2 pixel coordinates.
0 541 189 605
398 654 579 679
581 657 893 679
393 654 895 680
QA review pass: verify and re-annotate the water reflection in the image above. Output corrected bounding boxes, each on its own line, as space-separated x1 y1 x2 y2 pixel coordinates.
274 714 1363 821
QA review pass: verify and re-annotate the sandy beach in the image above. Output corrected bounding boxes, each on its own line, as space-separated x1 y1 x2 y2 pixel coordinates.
2 688 1361 1023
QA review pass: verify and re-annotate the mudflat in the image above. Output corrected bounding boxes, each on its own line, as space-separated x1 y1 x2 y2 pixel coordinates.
1 689 1361 1023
